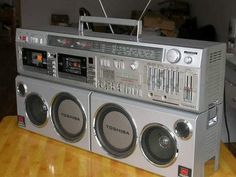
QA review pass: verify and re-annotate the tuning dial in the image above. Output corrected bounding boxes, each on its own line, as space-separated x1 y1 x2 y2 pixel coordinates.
130 61 139 70
166 49 181 63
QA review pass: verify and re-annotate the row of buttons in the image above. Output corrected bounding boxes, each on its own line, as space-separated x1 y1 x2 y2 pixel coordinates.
124 86 143 97
114 60 125 69
100 58 111 67
18 35 44 45
47 59 57 77
99 58 125 70
30 36 43 44
97 81 142 97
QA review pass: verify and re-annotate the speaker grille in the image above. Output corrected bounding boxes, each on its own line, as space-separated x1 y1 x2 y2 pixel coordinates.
94 103 137 158
52 93 86 142
141 124 178 167
25 93 48 126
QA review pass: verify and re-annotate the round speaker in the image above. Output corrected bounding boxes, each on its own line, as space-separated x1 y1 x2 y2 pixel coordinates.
25 93 48 126
17 82 27 97
174 120 192 140
51 93 86 142
141 124 178 167
94 103 136 158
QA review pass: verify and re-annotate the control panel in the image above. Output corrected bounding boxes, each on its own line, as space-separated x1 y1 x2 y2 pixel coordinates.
96 54 199 109
15 28 226 112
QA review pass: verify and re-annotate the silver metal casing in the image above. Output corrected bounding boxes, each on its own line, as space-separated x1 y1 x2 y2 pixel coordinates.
15 75 91 151
90 92 223 177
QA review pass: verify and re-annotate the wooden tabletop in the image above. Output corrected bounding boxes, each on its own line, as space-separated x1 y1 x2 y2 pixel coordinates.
0 116 236 177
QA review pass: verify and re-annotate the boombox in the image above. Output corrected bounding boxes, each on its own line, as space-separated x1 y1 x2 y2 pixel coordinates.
15 16 226 113
15 17 226 177
15 75 91 151
16 75 223 177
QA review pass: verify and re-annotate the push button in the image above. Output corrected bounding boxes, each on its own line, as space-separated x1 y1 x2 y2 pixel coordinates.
184 56 193 64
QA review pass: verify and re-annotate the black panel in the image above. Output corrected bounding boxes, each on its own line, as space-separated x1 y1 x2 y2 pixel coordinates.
22 48 47 69
58 54 87 76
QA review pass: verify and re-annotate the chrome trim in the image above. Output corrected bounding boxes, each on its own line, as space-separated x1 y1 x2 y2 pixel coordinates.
93 102 137 159
139 123 178 168
16 82 28 97
50 92 87 143
24 92 49 128
174 119 193 140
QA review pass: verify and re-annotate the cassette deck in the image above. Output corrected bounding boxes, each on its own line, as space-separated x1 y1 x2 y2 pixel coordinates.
16 18 226 113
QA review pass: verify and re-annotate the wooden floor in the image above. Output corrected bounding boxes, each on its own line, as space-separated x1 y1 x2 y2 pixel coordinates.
228 143 236 158
1 39 236 159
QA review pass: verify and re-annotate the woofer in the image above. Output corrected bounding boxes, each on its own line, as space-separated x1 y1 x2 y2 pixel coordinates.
141 124 178 167
51 93 86 142
25 93 48 126
94 103 136 158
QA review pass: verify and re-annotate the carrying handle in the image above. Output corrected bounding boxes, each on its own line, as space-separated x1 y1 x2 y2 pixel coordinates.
78 16 142 41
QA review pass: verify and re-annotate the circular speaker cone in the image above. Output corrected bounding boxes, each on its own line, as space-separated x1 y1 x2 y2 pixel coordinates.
174 120 192 140
141 124 178 167
52 93 86 142
25 94 48 126
94 103 136 158
17 82 27 96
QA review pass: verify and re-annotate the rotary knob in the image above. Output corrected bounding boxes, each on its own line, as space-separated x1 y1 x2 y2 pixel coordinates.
166 49 181 63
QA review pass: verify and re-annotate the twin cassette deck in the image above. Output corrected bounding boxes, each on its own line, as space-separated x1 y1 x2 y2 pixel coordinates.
16 19 226 113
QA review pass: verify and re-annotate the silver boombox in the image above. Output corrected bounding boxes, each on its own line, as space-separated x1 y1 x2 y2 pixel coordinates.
16 16 226 113
15 16 226 177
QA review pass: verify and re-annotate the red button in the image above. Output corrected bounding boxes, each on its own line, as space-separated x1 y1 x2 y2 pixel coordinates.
180 168 189 176
18 115 24 123
20 36 27 41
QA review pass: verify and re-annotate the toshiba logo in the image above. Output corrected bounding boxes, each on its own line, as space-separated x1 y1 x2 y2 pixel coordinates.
61 113 80 121
106 125 130 135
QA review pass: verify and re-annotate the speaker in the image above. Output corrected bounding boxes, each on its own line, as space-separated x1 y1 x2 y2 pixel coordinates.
90 92 223 177
15 75 91 151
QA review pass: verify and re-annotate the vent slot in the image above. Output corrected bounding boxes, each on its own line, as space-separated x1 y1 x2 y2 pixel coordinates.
205 49 225 109
209 51 222 63
203 125 218 160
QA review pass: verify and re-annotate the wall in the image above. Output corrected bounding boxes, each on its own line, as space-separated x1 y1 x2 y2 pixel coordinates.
21 0 236 42
20 0 162 28
21 0 77 27
190 0 236 42
1 0 13 5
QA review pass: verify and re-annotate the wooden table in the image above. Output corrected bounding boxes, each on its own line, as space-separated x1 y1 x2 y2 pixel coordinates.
0 116 236 177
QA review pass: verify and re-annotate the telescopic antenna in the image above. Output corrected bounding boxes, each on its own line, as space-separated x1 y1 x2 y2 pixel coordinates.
130 0 152 35
98 0 115 34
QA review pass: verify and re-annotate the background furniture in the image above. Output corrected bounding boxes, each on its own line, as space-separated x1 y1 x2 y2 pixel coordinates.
0 7 16 43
